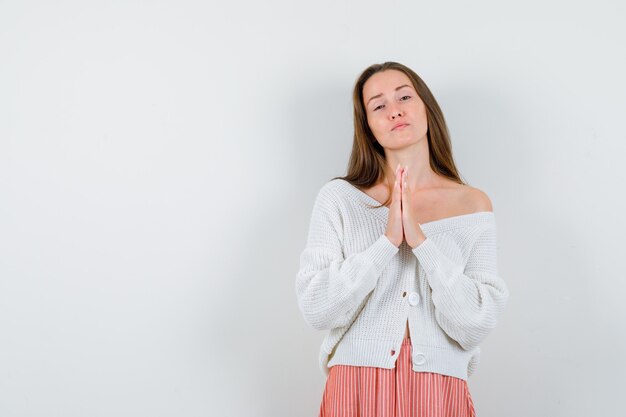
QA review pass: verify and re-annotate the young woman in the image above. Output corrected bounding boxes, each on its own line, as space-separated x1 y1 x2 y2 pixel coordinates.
295 62 510 417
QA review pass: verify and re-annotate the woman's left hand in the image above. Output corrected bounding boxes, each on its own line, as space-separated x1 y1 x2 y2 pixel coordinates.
400 166 427 249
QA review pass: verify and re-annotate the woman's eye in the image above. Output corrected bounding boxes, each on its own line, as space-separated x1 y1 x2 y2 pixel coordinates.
373 96 411 111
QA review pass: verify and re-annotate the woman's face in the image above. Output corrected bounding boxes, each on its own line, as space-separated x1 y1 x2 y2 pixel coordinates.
362 69 428 148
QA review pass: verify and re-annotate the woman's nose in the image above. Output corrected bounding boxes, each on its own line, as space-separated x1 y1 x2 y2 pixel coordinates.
388 107 402 119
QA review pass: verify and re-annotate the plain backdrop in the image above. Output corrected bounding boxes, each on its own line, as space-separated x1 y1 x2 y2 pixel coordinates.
1 1 625 416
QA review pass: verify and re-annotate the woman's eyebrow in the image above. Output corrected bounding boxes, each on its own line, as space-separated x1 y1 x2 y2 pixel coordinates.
366 84 412 106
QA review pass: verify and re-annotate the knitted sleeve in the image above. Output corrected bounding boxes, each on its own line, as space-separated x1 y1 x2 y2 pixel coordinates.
295 186 399 331
411 221 510 351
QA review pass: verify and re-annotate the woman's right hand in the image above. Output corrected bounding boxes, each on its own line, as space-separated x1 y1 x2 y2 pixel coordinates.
385 164 404 248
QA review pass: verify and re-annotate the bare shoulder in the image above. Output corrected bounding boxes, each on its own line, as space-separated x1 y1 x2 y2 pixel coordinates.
459 185 493 212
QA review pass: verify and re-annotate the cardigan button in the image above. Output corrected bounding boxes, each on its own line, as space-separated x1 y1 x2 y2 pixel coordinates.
390 349 396 356
414 352 426 365
402 291 407 297
408 292 420 306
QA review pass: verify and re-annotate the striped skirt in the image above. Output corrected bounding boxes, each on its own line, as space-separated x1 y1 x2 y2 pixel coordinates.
319 337 476 417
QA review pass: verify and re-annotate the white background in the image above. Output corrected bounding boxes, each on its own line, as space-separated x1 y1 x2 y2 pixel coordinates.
1 1 625 416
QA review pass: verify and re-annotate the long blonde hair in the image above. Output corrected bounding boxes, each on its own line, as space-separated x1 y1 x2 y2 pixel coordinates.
332 61 467 208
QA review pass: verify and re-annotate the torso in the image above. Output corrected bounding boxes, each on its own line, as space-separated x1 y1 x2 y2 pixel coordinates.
358 177 490 340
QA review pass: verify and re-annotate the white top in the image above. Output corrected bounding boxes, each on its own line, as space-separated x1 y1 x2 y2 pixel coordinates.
295 179 510 381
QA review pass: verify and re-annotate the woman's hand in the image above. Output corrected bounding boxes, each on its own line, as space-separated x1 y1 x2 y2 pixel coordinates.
384 164 405 248
400 166 427 249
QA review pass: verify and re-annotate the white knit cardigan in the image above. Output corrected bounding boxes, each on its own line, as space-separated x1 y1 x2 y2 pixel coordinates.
295 179 510 380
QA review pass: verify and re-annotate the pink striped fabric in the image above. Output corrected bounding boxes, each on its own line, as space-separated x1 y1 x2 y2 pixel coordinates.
319 337 476 417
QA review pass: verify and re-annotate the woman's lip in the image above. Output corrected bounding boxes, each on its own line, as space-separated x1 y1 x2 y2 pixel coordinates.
392 123 409 131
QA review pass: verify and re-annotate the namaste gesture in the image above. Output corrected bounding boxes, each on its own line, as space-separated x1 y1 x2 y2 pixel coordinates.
384 164 427 249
